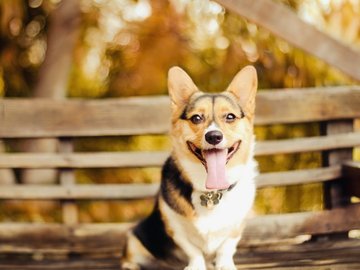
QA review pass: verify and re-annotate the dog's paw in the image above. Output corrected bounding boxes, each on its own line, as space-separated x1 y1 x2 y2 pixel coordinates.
121 261 141 270
215 261 237 270
184 263 207 270
184 256 207 270
215 265 237 270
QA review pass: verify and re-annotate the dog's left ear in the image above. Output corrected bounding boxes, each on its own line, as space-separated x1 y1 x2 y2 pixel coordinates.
226 65 257 117
168 67 198 111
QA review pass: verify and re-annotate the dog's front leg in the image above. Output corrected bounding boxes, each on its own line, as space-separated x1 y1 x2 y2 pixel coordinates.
173 235 206 270
214 236 240 270
184 255 207 270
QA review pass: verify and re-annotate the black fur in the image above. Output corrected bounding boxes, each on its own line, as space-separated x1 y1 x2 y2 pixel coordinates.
161 157 194 215
132 157 193 263
133 202 176 260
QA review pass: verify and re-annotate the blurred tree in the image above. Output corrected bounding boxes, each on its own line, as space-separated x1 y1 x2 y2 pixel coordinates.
0 0 24 184
20 0 81 184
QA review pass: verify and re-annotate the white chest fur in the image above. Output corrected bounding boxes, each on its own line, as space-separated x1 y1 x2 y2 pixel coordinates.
191 168 256 254
160 159 257 256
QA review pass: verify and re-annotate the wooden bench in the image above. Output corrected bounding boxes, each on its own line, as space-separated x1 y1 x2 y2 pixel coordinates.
1 86 360 269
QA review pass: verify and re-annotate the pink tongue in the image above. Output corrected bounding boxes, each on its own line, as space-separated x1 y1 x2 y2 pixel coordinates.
204 149 229 190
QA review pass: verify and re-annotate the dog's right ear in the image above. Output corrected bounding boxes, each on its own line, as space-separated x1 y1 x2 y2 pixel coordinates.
168 67 198 111
226 65 257 118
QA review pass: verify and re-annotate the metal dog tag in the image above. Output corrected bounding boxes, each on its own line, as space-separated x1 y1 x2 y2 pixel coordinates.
200 191 223 209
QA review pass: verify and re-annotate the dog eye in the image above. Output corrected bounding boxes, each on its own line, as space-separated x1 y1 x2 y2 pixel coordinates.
225 113 236 122
190 114 203 124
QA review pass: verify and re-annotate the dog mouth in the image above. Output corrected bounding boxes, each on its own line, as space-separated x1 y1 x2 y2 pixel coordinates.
186 141 241 166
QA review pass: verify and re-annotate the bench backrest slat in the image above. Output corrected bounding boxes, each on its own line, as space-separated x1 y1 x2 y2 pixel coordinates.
1 131 359 169
0 165 341 200
1 87 360 138
1 202 359 246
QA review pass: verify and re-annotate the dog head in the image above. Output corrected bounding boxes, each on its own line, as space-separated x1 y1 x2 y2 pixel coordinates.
168 66 257 191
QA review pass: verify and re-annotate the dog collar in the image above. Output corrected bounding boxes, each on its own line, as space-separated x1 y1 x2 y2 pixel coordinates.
199 183 236 209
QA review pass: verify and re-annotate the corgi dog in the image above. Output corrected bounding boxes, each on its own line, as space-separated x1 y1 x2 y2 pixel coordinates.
123 66 258 270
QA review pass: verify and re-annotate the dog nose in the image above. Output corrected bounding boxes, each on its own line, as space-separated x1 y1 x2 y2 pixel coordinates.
205 130 223 145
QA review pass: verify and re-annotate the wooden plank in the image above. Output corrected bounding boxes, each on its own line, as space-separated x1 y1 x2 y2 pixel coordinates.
242 203 360 242
0 184 160 200
235 240 360 269
0 259 121 270
214 0 360 82
2 243 360 270
0 256 121 270
0 151 169 168
1 87 360 138
1 254 360 270
0 166 342 200
2 241 360 270
0 96 171 138
255 132 360 156
256 166 341 188
0 204 359 249
0 132 359 169
255 87 360 125
0 222 129 252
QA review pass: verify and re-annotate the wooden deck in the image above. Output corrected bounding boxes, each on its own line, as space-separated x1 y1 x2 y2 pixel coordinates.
0 218 360 270
1 238 360 269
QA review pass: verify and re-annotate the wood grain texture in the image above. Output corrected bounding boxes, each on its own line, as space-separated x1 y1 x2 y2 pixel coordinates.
2 239 360 270
0 184 160 199
1 87 360 138
256 165 341 188
0 132 359 169
0 204 359 249
214 0 360 81
0 96 171 138
255 131 360 156
0 151 169 168
1 205 360 269
1 240 360 270
1 254 360 270
0 166 341 199
243 203 360 242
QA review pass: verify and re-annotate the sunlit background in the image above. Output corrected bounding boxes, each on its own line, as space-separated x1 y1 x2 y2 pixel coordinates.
0 0 359 223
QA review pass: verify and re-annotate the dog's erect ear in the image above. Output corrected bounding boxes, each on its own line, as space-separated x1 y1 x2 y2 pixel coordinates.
226 65 257 116
168 67 198 110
